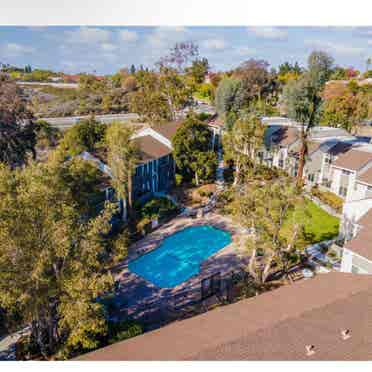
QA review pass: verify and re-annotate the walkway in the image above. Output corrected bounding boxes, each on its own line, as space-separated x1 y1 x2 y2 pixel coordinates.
216 145 225 192
0 327 29 361
110 213 248 326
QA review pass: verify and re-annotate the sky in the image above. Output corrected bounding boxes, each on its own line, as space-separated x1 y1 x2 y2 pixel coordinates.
1 26 372 75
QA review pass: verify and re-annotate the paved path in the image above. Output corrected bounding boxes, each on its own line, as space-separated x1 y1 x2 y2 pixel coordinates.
216 146 225 192
0 327 29 361
17 81 78 89
39 113 141 130
110 213 248 324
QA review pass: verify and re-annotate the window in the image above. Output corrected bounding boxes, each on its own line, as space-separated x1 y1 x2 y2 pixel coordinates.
342 169 351 176
368 186 372 192
322 178 331 188
307 173 315 182
324 155 331 164
278 159 284 168
339 186 348 197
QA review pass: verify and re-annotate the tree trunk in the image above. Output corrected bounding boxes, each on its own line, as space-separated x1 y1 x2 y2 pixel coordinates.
233 160 240 186
195 171 199 186
122 198 128 221
296 136 307 185
31 320 49 360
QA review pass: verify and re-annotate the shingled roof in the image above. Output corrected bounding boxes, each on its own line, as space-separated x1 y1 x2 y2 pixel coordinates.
132 135 172 164
357 167 372 185
344 208 372 261
271 127 299 147
344 228 372 262
78 272 372 361
152 121 184 141
332 149 372 171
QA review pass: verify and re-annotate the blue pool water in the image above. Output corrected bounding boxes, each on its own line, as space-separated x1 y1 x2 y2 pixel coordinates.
128 225 232 288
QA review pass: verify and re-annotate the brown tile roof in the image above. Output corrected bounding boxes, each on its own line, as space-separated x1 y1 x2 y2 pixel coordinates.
344 228 372 261
271 127 299 147
358 167 372 185
78 273 372 361
344 208 372 260
133 135 172 163
356 208 372 229
332 149 372 171
153 121 184 141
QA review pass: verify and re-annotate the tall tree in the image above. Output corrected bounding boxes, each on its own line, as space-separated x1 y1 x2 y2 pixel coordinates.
129 70 173 124
321 88 371 133
233 59 276 108
282 50 334 184
105 122 139 219
186 58 210 84
158 66 192 120
223 113 265 186
0 160 125 359
57 116 106 157
157 41 199 72
214 76 241 117
0 74 37 166
233 177 304 292
130 68 191 124
172 115 217 185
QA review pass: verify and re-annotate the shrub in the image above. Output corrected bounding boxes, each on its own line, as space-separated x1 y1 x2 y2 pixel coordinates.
311 187 343 213
197 184 215 198
196 112 212 122
140 197 178 220
136 216 151 235
107 321 143 344
175 173 183 186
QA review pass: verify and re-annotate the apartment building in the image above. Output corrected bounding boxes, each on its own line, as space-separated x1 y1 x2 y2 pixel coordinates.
329 146 372 201
340 199 372 274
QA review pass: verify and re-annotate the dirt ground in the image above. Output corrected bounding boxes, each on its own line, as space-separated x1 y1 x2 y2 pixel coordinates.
170 184 216 208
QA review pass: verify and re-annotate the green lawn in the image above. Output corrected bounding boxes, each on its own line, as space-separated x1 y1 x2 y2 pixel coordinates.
281 199 340 249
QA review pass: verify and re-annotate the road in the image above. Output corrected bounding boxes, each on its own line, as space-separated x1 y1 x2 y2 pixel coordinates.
40 102 216 130
16 81 79 89
39 113 141 130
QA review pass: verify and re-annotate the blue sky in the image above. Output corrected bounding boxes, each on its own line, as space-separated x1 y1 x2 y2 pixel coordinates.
1 26 372 74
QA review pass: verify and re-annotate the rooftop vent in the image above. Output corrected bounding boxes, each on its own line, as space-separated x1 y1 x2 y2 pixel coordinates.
341 329 351 340
306 345 315 356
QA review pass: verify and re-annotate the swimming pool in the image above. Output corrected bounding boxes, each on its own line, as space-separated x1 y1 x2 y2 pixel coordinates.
128 225 232 288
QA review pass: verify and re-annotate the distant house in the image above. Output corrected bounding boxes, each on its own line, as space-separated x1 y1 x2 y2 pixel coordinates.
63 74 79 83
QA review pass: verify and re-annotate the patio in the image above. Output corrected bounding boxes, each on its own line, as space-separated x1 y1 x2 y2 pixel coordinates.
109 212 248 326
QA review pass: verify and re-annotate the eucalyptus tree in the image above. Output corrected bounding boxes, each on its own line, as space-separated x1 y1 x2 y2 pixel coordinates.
105 122 139 220
223 113 265 186
232 177 305 292
172 115 217 185
282 50 334 183
0 160 125 359
0 73 37 166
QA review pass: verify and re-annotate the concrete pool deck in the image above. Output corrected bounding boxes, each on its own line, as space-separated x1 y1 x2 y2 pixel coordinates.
111 212 249 323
